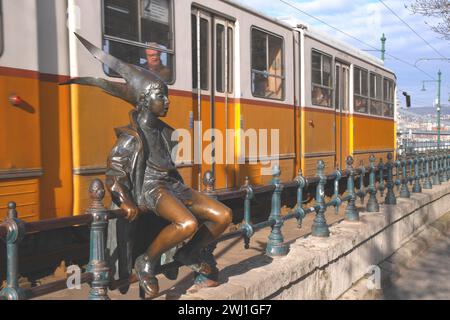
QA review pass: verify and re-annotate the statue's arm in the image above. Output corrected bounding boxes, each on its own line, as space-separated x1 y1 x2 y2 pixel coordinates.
105 134 139 220
163 123 185 184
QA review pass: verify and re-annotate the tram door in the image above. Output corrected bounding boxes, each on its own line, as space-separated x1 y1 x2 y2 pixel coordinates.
334 62 350 169
191 9 235 190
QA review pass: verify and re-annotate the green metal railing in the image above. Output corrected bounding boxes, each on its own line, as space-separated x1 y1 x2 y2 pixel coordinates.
1 148 450 300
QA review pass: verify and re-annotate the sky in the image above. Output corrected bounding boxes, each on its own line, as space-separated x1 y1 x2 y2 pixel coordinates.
235 0 450 110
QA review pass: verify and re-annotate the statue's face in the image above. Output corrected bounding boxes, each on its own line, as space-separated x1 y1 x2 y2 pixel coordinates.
146 87 170 117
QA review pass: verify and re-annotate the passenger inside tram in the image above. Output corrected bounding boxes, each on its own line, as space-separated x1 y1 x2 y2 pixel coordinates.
143 45 171 82
312 86 332 107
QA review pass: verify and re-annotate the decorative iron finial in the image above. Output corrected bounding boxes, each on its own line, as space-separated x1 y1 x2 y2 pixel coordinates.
346 155 354 166
88 179 105 208
317 160 325 171
272 164 281 177
7 202 16 219
244 176 250 187
203 171 215 192
89 179 105 201
387 152 393 161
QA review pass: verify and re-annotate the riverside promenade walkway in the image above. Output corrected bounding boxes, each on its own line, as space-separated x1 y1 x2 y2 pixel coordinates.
378 235 450 300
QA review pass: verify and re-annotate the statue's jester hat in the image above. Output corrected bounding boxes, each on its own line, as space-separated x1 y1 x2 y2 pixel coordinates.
61 33 166 106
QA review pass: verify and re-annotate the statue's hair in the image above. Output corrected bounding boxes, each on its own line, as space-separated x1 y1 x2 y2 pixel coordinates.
136 80 167 110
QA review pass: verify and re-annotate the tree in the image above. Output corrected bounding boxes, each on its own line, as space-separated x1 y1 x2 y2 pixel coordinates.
407 0 450 40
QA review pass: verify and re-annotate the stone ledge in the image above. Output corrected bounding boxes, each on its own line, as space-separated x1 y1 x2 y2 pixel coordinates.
182 181 450 300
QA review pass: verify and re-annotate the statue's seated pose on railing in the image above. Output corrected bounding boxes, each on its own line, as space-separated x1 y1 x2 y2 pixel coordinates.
65 33 232 298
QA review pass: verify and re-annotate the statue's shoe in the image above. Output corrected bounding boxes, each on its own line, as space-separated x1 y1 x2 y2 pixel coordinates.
134 254 159 299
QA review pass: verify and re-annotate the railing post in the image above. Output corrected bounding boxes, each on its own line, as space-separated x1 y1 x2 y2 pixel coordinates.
332 168 342 214
86 179 110 300
408 158 414 186
412 155 422 193
312 160 330 236
377 158 385 197
240 177 254 250
444 151 448 181
447 152 450 181
356 161 367 205
367 154 379 212
447 153 450 181
344 156 358 221
432 154 441 185
266 165 288 256
399 156 410 198
385 152 397 205
440 153 447 182
194 171 220 287
420 155 426 184
294 169 307 228
423 154 433 189
0 202 25 300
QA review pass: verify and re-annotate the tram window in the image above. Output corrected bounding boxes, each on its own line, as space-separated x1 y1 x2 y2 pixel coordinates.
0 0 3 56
311 50 332 108
335 66 340 110
227 27 234 94
216 25 225 92
216 25 234 94
369 73 383 116
353 67 368 114
103 0 174 83
192 15 209 90
251 28 285 100
383 78 395 117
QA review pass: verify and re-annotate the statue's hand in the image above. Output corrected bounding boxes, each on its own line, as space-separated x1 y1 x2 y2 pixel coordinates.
121 201 139 221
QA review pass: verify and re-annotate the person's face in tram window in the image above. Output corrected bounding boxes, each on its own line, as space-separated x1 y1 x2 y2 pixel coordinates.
145 48 162 69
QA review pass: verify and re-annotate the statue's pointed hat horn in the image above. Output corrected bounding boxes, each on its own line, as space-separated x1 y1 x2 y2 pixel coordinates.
60 77 134 104
61 33 166 106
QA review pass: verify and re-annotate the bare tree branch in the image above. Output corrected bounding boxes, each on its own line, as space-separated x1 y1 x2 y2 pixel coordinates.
406 0 450 39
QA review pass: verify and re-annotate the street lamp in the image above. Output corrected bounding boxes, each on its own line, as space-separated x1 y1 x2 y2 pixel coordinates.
421 82 427 91
420 70 442 148
415 57 450 68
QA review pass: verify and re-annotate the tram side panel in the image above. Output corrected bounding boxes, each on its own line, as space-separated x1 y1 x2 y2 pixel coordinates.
0 1 42 221
37 0 73 220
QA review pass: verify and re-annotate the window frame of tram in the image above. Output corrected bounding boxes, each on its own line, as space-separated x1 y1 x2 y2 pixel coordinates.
0 0 3 56
369 72 383 116
383 78 395 118
102 0 175 84
311 49 333 108
353 66 369 114
250 27 285 101
215 24 234 94
191 13 209 91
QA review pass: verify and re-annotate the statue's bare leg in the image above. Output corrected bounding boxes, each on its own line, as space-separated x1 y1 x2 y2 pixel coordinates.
148 190 199 258
175 190 232 266
135 188 198 298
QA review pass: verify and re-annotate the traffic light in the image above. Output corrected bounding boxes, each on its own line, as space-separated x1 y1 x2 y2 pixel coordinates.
402 92 411 108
